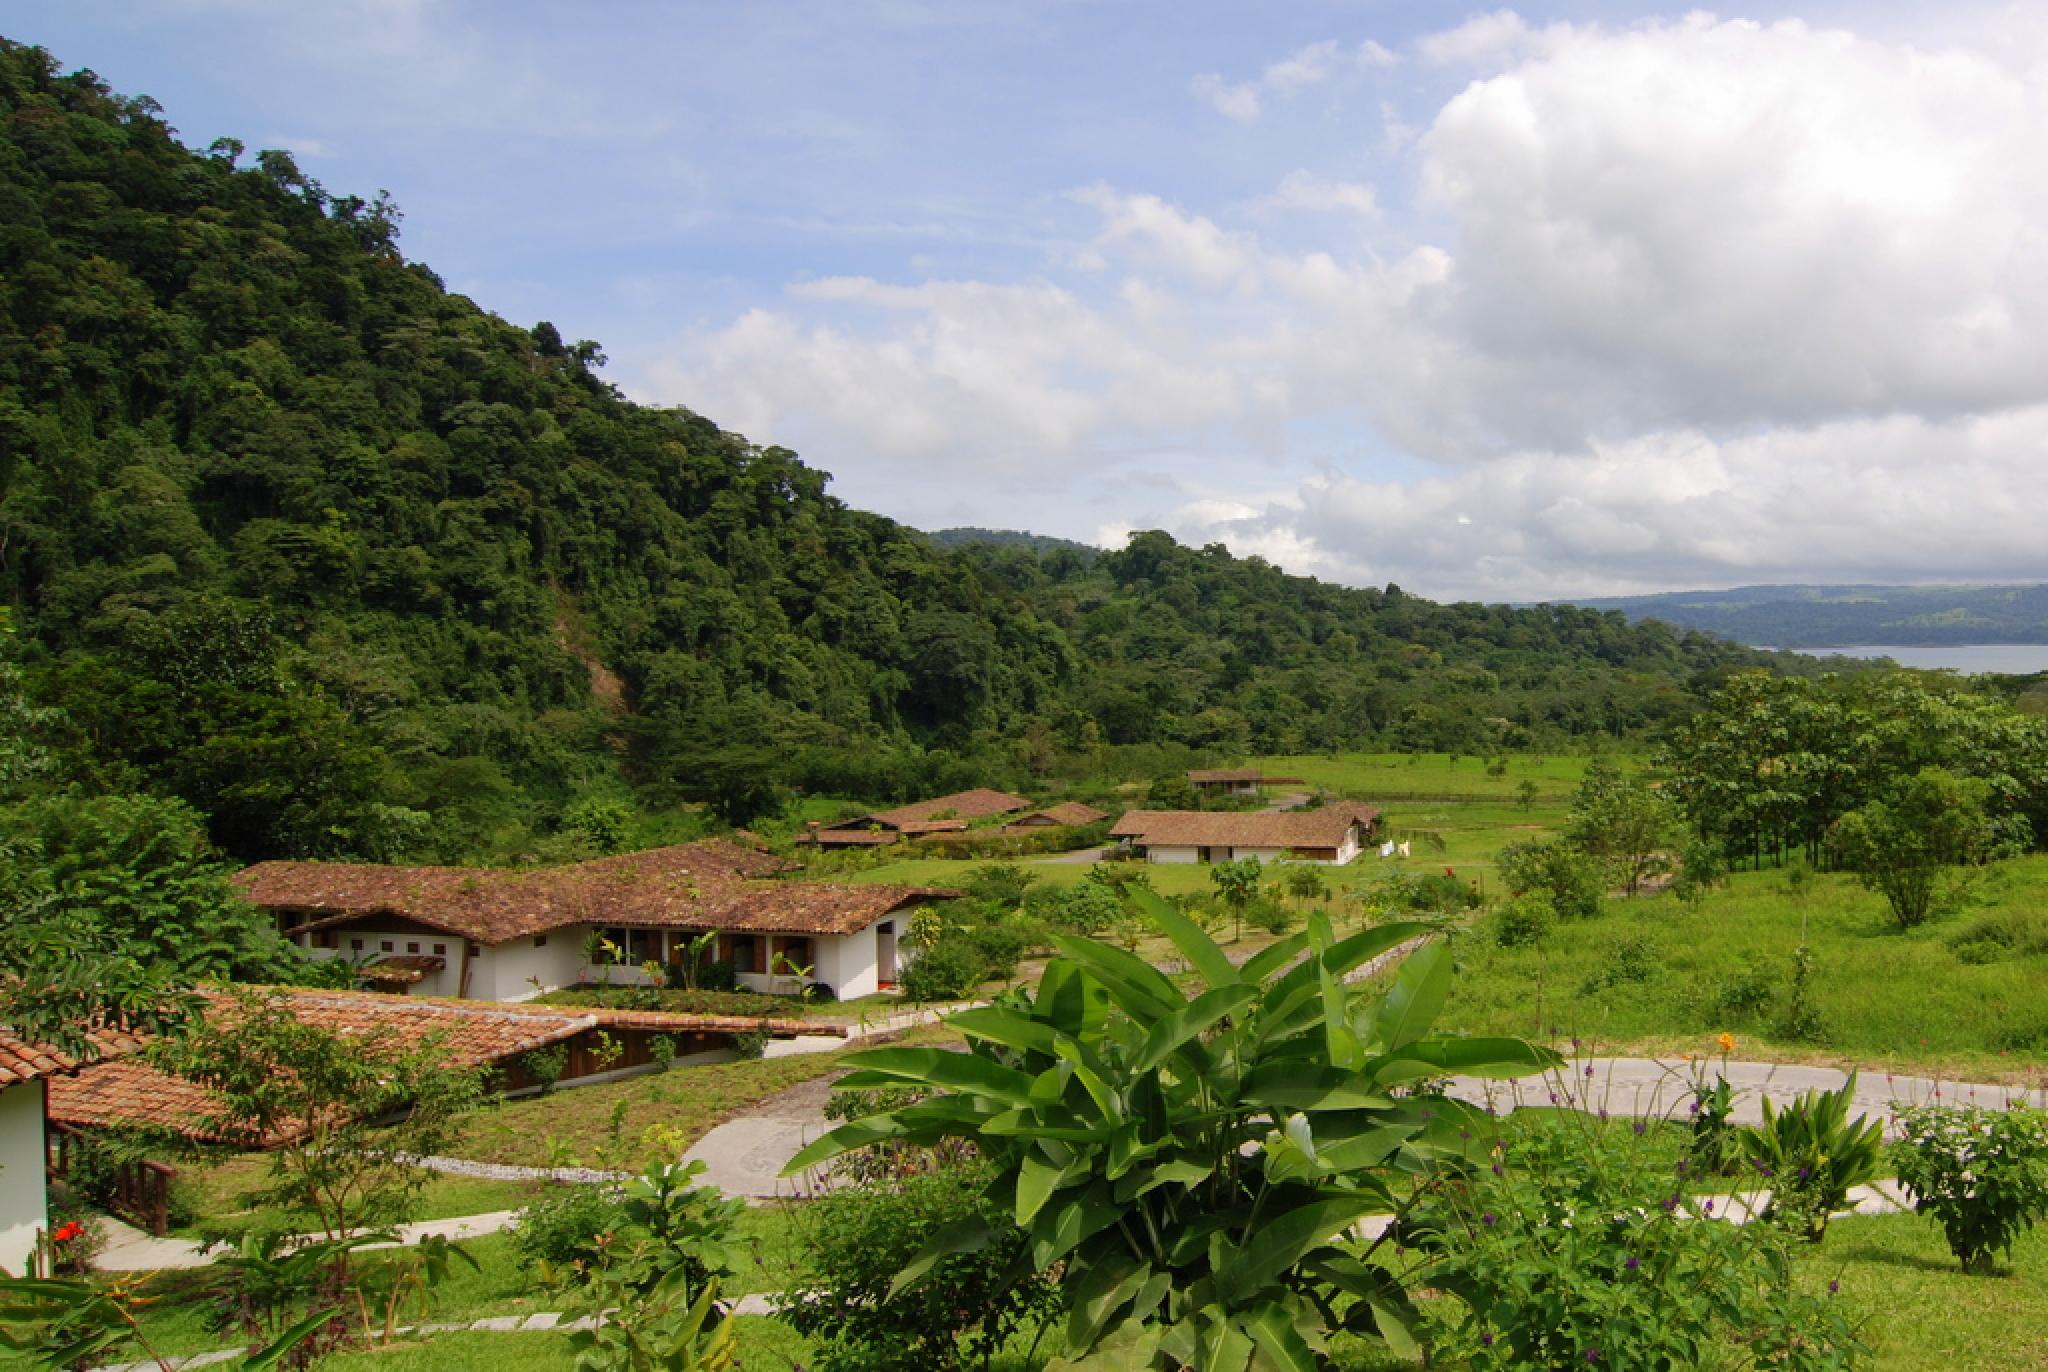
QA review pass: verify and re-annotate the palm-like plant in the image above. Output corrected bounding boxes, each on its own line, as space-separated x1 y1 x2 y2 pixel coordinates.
786 889 1558 1370
1741 1074 1884 1242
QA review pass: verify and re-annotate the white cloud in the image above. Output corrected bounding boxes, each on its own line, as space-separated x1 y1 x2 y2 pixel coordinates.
1189 72 1261 122
1357 39 1398 69
1251 171 1379 219
661 9 2048 597
1191 37 1360 121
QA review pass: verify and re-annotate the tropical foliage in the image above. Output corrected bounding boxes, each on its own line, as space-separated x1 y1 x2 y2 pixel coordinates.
786 889 1560 1369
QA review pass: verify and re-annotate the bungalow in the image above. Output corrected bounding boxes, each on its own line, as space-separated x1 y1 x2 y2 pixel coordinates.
1009 802 1110 830
1 1028 142 1273
47 988 843 1153
1185 769 1305 800
808 788 1033 848
1110 803 1382 865
240 840 954 1003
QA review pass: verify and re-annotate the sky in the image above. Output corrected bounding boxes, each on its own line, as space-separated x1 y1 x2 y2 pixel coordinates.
13 1 2048 601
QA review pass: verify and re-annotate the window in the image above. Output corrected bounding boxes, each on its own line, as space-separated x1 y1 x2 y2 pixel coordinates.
591 929 633 965
312 931 335 949
729 934 762 974
773 937 813 973
534 935 547 948
433 944 446 955
351 938 364 952
627 928 662 964
380 941 394 953
407 942 420 954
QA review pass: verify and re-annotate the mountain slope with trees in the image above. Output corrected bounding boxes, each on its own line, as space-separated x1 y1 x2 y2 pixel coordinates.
1572 582 2048 648
3 39 1776 862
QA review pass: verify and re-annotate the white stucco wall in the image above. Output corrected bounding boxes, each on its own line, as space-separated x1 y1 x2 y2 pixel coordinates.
483 936 591 1001
0 1081 48 1277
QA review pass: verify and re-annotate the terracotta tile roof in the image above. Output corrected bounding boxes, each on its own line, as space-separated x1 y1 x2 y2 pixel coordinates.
842 788 1032 829
0 1027 145 1089
237 840 941 943
1109 803 1381 852
47 987 837 1143
808 830 900 847
1016 802 1109 827
894 819 969 835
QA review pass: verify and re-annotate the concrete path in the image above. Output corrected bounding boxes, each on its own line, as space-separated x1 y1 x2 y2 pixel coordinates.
95 1208 526 1273
683 1073 846 1200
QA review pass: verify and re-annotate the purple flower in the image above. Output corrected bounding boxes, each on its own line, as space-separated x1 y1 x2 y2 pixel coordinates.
1493 1162 1504 1176
1585 1349 1600 1363
1704 1200 1715 1213
1550 1092 1561 1104
1829 1279 1841 1294
1625 1255 1639 1271
1585 1065 1596 1078
1797 1166 1812 1181
1482 1212 1497 1226
1481 1333 1495 1347
1689 1100 1702 1115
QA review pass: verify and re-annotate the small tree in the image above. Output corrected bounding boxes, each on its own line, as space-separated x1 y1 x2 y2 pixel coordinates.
1146 773 1200 809
1564 759 1680 896
1495 838 1604 920
1207 856 1264 942
150 988 483 1242
1282 864 1331 908
1830 767 1997 929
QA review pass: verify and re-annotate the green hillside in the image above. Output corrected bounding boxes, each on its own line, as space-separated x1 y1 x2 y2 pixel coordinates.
1 40 1775 863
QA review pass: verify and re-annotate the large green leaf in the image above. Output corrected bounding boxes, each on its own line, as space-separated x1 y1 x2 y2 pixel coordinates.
1243 1302 1323 1372
1064 1251 1151 1352
1050 935 1185 1021
1039 960 1110 1038
1029 1179 1125 1268
1370 939 1450 1052
1236 932 1310 984
1216 1195 1382 1292
1133 885 1239 989
887 1214 996 1299
829 1046 1039 1103
1135 982 1257 1072
949 1005 1067 1057
1238 1065 1395 1112
1398 1035 1562 1078
1256 923 1433 1040
1018 1145 1086 1224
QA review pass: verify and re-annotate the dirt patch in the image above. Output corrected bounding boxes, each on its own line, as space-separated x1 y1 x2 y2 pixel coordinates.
553 606 628 715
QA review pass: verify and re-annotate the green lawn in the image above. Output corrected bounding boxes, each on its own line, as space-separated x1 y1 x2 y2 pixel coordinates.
1254 750 1606 801
1431 857 2048 1082
168 1157 543 1242
443 1021 962 1171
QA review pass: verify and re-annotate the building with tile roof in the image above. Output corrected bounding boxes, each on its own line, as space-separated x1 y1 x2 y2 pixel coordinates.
1010 802 1110 829
1185 769 1306 799
1109 803 1381 865
45 987 840 1148
1 1028 143 1273
239 839 953 1002
807 788 1034 848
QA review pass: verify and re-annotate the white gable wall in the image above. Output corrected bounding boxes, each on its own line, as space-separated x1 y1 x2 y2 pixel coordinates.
0 1081 48 1276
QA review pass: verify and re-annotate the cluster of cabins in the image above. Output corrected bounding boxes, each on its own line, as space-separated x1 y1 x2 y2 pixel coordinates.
2 771 1394 1268
801 788 1108 850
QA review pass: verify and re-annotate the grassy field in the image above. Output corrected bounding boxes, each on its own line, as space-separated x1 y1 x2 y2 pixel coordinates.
443 1021 962 1170
166 1158 543 1242
1433 857 2048 1083
1254 750 1607 801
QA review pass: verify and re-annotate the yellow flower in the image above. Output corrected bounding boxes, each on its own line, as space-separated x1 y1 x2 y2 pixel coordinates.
1717 1032 1737 1053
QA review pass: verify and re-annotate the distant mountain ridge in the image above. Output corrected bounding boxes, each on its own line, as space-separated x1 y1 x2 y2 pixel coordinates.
1570 583 2048 648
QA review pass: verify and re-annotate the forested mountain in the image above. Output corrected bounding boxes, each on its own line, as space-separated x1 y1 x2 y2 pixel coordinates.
1572 583 2048 648
925 527 1099 557
0 40 1777 863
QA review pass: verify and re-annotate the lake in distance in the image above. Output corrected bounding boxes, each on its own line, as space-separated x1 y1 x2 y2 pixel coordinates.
1778 644 2048 673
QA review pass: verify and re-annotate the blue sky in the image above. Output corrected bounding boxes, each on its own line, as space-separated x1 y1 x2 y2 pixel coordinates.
14 2 2048 598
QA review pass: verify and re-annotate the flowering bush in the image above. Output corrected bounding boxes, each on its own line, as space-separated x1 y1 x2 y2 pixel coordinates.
1891 1103 2048 1274
1401 1112 1863 1369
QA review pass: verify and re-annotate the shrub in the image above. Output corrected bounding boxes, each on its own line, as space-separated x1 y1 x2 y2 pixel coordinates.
782 1162 1057 1371
698 959 739 993
522 1043 569 1093
509 1184 630 1271
1243 894 1296 934
899 937 988 1002
964 921 1033 980
1403 1112 1862 1369
1686 1074 1745 1176
1579 934 1660 995
1892 1103 2048 1273
648 1034 678 1072
1740 1075 1884 1242
1713 960 1777 1021
1774 942 1829 1045
730 1028 768 1060
1947 907 2048 965
1497 838 1604 920
1044 880 1122 935
1492 894 1553 948
962 863 1038 906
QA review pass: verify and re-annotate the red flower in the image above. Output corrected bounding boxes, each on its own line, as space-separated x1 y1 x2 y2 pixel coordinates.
52 1222 84 1243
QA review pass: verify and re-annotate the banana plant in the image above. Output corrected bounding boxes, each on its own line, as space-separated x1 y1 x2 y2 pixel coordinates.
785 889 1559 1370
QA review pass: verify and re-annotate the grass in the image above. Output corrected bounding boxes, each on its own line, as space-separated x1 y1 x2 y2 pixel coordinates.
1434 857 2048 1084
443 1021 962 1170
166 1157 543 1241
1813 1211 2048 1370
1254 750 1605 801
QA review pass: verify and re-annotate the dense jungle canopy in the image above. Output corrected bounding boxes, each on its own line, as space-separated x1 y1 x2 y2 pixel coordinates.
0 39 1780 862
